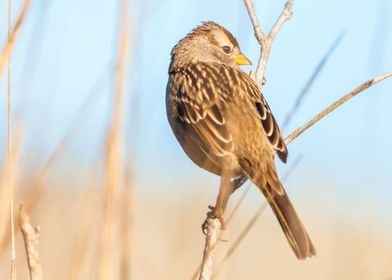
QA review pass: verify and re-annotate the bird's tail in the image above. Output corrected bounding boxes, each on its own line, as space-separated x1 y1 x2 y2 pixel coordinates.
255 172 316 259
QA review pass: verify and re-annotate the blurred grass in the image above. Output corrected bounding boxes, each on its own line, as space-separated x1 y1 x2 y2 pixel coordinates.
1 173 392 279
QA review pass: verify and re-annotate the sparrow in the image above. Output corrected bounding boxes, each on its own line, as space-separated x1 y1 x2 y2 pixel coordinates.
166 21 315 259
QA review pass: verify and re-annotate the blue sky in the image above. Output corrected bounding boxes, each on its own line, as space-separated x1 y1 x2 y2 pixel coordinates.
0 0 392 223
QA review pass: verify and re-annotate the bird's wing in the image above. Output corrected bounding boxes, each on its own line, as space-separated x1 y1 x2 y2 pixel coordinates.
172 64 234 159
171 63 287 163
238 70 288 163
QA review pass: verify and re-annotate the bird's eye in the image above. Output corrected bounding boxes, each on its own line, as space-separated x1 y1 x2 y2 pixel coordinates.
222 46 232 54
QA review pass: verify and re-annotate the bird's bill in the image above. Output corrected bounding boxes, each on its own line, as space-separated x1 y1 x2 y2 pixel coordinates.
235 53 252 65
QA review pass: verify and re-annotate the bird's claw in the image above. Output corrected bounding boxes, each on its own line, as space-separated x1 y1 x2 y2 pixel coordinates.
201 205 226 235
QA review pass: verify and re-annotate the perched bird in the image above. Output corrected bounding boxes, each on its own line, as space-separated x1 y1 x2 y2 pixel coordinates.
166 21 316 259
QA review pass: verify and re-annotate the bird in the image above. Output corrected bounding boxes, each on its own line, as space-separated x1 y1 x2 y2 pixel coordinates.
166 21 316 259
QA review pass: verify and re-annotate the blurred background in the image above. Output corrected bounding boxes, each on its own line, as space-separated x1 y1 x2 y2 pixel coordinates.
0 0 391 279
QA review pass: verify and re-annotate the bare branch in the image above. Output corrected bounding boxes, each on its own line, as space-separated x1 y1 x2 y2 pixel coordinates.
19 205 42 280
285 70 392 145
268 0 293 41
243 0 265 45
198 218 221 280
244 0 293 87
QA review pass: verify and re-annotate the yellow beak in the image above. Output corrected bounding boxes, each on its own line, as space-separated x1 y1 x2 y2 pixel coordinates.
235 53 252 65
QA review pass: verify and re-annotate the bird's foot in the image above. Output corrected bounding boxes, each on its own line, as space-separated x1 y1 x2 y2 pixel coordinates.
202 205 226 235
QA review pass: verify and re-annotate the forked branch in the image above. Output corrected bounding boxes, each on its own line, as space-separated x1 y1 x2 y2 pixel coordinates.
244 0 293 86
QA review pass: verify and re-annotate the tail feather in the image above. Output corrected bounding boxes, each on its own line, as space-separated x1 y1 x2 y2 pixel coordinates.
261 182 316 259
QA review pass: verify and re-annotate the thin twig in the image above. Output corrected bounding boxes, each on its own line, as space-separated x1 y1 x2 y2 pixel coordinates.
244 0 293 86
19 205 42 280
285 70 392 145
198 218 221 280
282 31 345 130
0 0 31 78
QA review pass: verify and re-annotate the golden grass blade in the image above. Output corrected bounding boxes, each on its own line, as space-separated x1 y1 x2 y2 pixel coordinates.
8 0 16 278
69 189 98 280
97 0 129 278
120 168 134 280
0 0 31 79
18 205 42 280
0 63 110 259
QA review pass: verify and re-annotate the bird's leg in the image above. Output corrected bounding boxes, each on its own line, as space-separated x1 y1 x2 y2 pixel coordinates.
203 176 235 233
231 175 247 193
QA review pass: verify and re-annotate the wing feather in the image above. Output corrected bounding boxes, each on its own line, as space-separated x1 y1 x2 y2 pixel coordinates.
240 71 288 163
174 65 234 159
171 62 287 163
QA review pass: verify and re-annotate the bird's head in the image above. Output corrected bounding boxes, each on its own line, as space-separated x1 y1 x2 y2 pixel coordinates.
170 21 252 69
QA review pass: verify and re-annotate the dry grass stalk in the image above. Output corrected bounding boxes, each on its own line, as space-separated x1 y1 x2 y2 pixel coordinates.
285 70 392 145
97 1 129 279
0 65 109 260
282 31 345 130
120 168 134 280
22 62 110 213
0 0 31 78
225 184 252 225
18 205 42 280
7 0 16 278
69 190 97 280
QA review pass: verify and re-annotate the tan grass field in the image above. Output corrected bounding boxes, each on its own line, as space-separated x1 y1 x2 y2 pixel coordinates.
0 170 391 280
